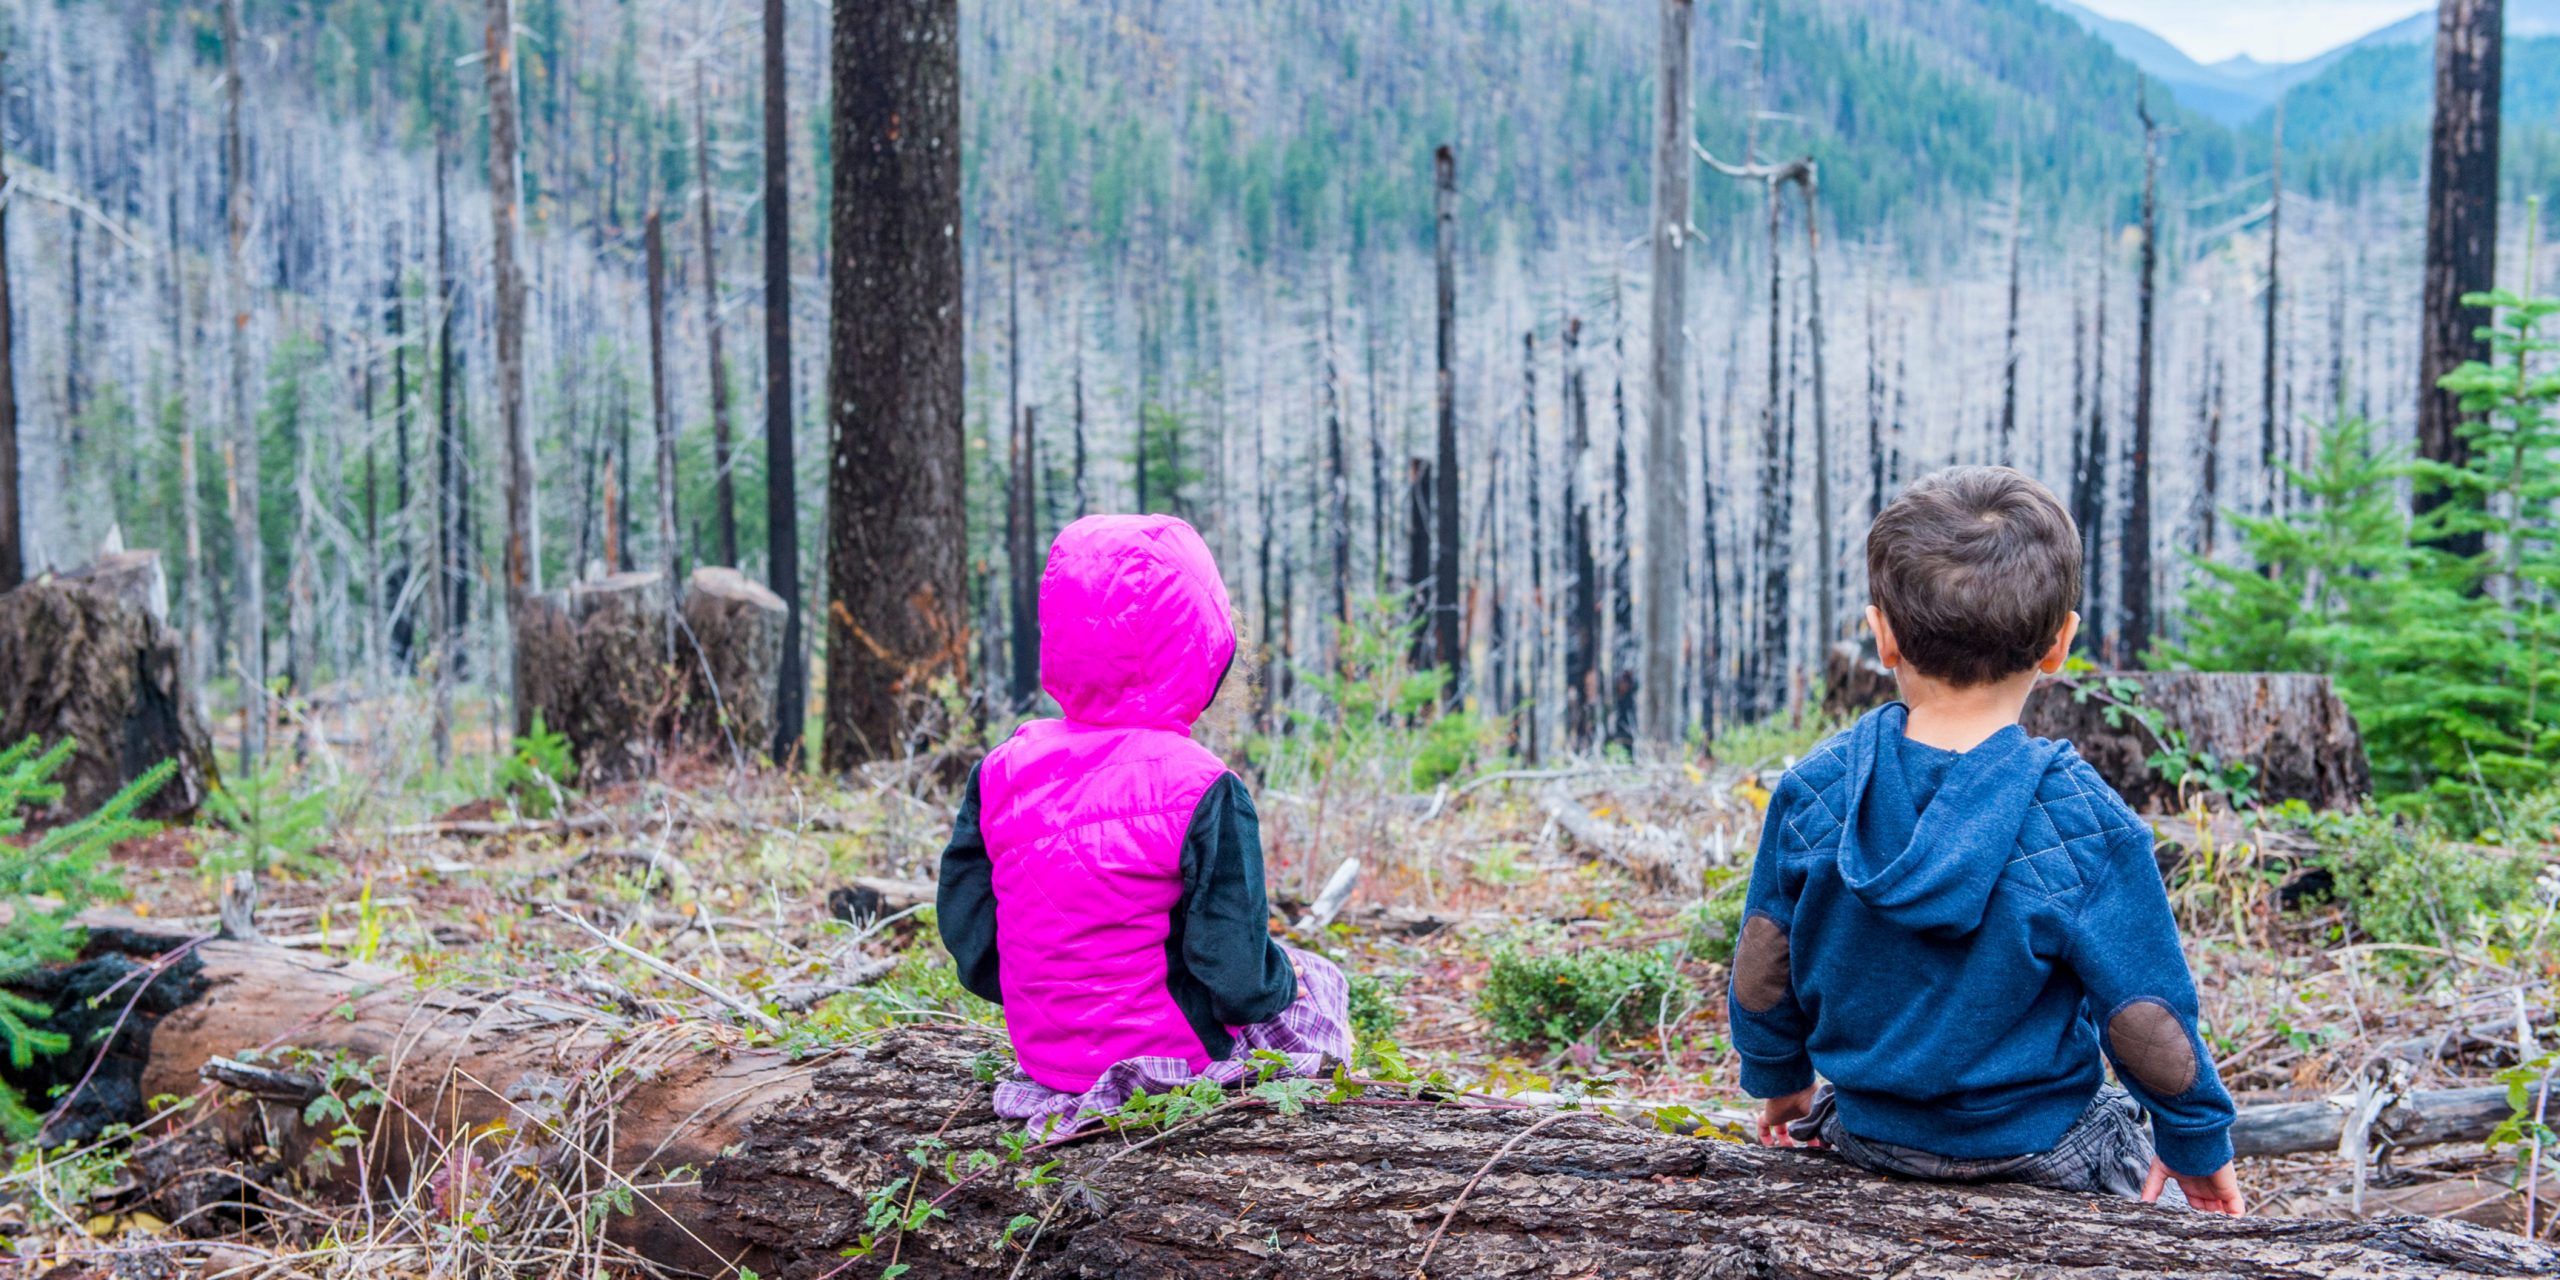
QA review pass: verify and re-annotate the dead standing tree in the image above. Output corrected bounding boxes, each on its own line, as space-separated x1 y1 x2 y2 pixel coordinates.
765 0 807 763
221 0 263 772
2126 86 2166 663
1430 144 1462 692
1640 0 1692 749
0 52 16 594
825 0 964 769
2417 0 2502 559
486 0 541 737
693 61 739 568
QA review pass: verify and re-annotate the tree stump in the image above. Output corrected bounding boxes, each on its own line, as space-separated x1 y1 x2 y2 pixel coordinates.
2024 672 2372 811
0 551 212 819
1820 640 1894 720
17 932 2551 1280
515 571 676 783
679 566 787 758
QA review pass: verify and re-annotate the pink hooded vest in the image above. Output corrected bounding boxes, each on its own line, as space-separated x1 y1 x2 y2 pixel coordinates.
976 514 1239 1092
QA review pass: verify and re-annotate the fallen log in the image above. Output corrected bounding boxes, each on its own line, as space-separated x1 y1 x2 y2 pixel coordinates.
0 550 213 819
2024 672 2372 812
10 935 2554 1279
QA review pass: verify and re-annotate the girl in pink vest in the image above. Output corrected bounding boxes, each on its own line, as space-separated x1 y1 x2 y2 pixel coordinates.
937 514 1353 1134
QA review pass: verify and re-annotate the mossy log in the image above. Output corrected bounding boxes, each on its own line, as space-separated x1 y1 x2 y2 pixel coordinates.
679 566 787 757
13 933 2553 1279
0 550 212 819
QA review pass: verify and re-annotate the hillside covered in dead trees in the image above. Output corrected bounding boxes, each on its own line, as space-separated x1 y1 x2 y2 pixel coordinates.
0 0 2557 1276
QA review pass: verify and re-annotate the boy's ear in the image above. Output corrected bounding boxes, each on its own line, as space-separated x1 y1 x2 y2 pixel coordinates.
2038 611 2082 675
1866 605 1899 670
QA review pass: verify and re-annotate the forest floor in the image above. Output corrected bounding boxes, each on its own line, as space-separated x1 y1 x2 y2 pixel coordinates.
9 689 2560 1276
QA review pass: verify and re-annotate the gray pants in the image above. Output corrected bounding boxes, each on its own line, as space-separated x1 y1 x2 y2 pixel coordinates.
1790 1085 2183 1204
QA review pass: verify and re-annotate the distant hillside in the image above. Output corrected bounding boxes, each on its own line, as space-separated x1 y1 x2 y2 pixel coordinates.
2252 34 2560 201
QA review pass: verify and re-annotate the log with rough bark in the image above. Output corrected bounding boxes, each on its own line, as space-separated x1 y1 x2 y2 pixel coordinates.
0 551 213 818
2024 672 2371 811
515 571 675 783
679 566 788 757
14 934 2554 1279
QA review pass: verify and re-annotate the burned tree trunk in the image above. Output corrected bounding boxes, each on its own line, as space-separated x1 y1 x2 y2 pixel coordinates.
646 207 679 657
486 0 541 737
765 0 805 766
0 52 17 594
2125 88 2161 663
516 572 674 783
2263 101 2285 515
222 0 264 772
824 0 963 770
29 936 2553 1280
680 565 788 758
694 62 740 569
0 552 214 818
1007 405 1040 708
1641 0 1692 747
1563 318 1599 753
2080 226 2111 654
1430 145 1462 689
2024 672 2372 811
2417 0 2501 559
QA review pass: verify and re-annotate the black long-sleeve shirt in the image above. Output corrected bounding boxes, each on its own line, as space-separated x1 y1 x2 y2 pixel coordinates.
936 767 1296 1061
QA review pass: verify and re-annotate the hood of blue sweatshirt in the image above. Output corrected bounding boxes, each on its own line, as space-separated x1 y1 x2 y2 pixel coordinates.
1838 703 2064 939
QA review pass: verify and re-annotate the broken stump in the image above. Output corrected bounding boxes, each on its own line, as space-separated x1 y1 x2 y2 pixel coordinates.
0 550 213 819
679 565 787 757
2024 671 2371 811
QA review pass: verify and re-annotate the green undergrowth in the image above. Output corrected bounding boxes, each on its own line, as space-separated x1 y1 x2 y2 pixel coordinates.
2275 804 2547 951
1479 928 1688 1050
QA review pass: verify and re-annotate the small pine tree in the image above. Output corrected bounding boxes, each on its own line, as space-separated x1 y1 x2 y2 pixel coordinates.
0 740 172 1136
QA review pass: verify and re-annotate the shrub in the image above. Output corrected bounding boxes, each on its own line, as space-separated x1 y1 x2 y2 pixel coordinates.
2288 808 2539 947
0 740 172 1137
201 758 332 879
1479 931 1685 1049
1683 868 1751 965
499 713 578 818
1344 968 1405 1039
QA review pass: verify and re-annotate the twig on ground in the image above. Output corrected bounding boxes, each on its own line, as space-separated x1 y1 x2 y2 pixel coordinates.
546 904 784 1033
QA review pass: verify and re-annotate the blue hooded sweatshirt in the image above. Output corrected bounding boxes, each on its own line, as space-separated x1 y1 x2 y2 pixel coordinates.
1728 703 2236 1176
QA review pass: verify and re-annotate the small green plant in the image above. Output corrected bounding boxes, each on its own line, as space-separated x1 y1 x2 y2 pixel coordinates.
0 740 172 1136
2284 807 2538 947
1682 865 1752 965
2064 674 2261 811
1343 969 1405 1040
201 757 332 879
1262 594 1501 793
2485 1051 2557 1203
1709 706 1845 771
498 712 578 818
1479 931 1686 1050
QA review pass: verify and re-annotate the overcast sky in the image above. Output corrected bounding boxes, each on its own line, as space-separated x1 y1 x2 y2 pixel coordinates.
2073 0 2427 64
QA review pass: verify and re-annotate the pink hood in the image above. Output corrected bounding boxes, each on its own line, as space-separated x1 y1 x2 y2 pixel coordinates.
979 515 1243 1091
1038 515 1236 730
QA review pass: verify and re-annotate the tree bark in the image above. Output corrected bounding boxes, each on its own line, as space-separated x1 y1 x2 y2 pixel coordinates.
2001 157 2024 463
2417 0 2501 559
2263 101 2285 516
29 938 2553 1280
680 565 787 757
647 208 680 659
222 0 264 773
824 0 963 770
2081 225 2111 657
0 51 18 594
2023 671 2372 811
1795 164 1835 667
0 552 214 819
1326 307 1350 645
486 0 541 737
1563 318 1598 753
2126 89 2160 663
695 62 740 569
1430 145 1462 690
1008 406 1040 708
765 0 806 765
430 136 458 770
1642 0 1692 748
516 571 672 783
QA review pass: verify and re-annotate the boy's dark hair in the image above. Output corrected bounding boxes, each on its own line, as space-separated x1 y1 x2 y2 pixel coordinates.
1866 466 2081 688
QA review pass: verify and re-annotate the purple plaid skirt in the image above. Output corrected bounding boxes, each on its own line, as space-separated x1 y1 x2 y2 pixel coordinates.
991 944 1354 1137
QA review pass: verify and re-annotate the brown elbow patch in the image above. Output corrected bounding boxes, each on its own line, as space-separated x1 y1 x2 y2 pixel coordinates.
1732 915 1793 1014
2108 999 2198 1097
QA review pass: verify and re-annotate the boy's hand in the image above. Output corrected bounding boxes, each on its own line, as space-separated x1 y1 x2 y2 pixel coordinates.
2143 1159 2245 1214
1756 1084 1824 1148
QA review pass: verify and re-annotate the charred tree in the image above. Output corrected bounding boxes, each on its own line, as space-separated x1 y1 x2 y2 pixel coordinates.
1405 457 1433 674
0 51 16 594
221 0 264 772
646 209 680 659
430 135 458 769
825 0 964 769
1007 405 1040 709
2000 157 2024 463
2125 88 2162 663
1609 317 1638 752
1071 327 1089 521
2417 0 2502 558
1641 0 1693 747
1520 328 1544 760
1430 145 1462 690
2079 227 2110 652
1325 307 1350 645
486 0 540 736
765 0 807 763
694 63 740 568
2262 101 2284 515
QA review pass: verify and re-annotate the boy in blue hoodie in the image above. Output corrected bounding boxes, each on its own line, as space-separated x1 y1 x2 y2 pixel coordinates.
1730 466 2243 1213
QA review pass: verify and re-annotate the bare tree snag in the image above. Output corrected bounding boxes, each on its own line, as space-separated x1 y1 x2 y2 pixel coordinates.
765 0 807 766
1641 0 1692 748
825 0 963 770
2024 672 2372 811
694 61 740 569
222 0 264 773
1563 318 1600 753
516 572 673 783
680 566 788 756
647 206 679 657
2127 87 2163 663
2263 100 2285 515
0 51 18 595
486 0 541 737
2417 0 2502 559
21 937 2553 1280
1430 144 1462 691
0 552 213 818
